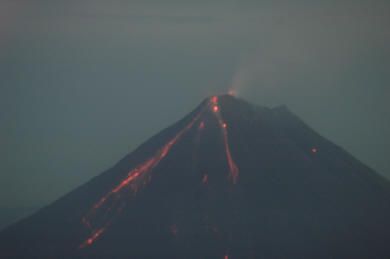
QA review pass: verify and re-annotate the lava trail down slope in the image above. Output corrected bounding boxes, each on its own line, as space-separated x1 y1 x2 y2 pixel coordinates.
1 95 390 258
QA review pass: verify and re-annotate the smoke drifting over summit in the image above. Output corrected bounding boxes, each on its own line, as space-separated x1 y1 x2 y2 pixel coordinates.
0 0 389 212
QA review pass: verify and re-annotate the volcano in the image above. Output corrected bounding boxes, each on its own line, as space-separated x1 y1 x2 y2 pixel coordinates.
1 95 390 258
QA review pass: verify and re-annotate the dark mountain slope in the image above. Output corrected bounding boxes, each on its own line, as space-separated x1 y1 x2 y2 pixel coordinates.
1 95 389 258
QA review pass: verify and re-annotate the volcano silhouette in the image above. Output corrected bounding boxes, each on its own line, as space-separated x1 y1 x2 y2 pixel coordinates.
1 95 390 258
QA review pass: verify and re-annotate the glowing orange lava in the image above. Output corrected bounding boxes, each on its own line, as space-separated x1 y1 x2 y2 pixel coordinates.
80 110 204 248
221 126 239 183
80 96 240 248
80 227 106 248
202 174 209 184
199 121 205 130
209 97 239 184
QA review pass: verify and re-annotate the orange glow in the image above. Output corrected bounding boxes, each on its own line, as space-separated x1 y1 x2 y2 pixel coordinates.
199 121 205 130
202 174 209 184
80 98 240 248
209 99 240 184
80 227 106 248
219 120 239 183
80 109 205 248
223 130 239 184
224 255 229 259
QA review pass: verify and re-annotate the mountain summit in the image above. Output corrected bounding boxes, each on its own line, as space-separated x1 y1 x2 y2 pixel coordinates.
1 95 390 258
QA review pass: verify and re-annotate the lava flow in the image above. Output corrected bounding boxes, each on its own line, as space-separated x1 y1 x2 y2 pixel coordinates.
80 95 239 248
80 109 204 248
210 96 239 184
81 227 106 248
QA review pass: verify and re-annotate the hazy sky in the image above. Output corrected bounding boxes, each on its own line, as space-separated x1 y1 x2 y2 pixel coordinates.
1 0 389 208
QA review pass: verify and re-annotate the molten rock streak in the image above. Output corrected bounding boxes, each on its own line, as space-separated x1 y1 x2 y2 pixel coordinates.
210 96 239 184
80 96 240 248
80 110 203 248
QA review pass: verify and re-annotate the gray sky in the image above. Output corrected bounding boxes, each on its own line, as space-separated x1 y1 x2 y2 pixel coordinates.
1 0 389 208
